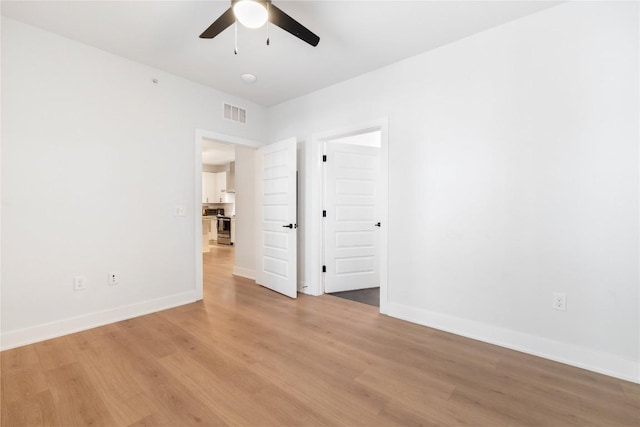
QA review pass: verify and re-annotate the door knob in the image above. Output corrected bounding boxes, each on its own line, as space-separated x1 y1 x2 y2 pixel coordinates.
374 222 381 227
282 224 294 229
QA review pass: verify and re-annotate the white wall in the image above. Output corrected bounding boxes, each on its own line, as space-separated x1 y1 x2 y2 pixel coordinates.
1 18 267 348
268 2 639 382
232 145 256 279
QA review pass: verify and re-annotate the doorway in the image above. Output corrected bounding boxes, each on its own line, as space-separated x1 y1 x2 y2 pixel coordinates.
323 131 382 307
201 139 236 252
194 129 261 301
307 118 389 313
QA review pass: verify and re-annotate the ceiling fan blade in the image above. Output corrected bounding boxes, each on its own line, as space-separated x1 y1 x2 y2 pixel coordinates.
200 7 235 39
269 4 320 47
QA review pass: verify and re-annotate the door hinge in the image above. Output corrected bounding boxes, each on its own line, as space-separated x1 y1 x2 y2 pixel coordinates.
322 210 326 218
322 265 326 273
322 155 327 162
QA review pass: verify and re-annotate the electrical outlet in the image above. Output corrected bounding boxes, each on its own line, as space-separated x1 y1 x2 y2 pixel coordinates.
175 205 186 217
108 272 119 286
74 276 87 291
552 292 567 311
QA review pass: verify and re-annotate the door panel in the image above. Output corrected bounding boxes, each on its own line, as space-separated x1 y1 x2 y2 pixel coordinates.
256 138 297 298
324 142 380 293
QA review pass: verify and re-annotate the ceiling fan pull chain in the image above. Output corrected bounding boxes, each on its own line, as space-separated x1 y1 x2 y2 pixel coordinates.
234 20 238 55
266 2 270 46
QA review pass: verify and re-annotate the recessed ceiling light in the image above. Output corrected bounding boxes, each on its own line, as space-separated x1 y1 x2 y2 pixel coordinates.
241 73 258 84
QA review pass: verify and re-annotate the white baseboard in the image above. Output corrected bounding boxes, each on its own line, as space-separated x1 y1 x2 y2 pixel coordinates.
232 266 255 281
0 290 199 351
386 301 639 384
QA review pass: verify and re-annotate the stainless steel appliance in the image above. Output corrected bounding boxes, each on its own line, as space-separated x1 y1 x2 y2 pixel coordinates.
203 208 225 216
202 208 224 216
217 216 232 245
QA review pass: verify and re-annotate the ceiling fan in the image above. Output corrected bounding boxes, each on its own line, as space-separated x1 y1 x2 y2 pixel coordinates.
200 0 320 49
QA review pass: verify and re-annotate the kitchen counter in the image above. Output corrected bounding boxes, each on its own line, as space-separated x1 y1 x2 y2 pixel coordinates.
202 216 236 252
202 217 215 253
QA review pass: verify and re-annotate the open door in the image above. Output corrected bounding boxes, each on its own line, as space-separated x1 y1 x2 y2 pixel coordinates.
324 141 380 293
255 137 298 298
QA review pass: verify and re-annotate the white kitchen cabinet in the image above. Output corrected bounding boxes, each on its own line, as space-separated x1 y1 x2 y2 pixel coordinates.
214 172 226 203
203 170 234 203
214 171 236 203
202 172 217 203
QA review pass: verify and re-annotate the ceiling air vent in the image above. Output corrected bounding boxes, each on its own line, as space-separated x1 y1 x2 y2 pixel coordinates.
223 102 247 124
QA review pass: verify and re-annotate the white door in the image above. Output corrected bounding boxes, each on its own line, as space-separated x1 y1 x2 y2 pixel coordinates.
324 142 380 293
214 171 226 203
255 138 297 298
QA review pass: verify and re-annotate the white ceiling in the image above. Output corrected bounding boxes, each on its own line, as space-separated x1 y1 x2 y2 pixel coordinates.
202 139 236 165
1 1 560 106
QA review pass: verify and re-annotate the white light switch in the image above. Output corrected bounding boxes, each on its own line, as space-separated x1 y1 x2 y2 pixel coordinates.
175 206 186 216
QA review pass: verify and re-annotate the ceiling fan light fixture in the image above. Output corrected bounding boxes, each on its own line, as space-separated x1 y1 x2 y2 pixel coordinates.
233 0 268 29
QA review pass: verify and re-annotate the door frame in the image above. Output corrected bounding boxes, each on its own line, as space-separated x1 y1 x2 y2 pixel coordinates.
307 118 389 314
194 128 262 301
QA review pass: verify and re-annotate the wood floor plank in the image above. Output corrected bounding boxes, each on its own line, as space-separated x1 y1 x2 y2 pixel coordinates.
104 392 167 427
0 344 40 377
1 367 48 404
72 343 153 425
156 352 270 426
1 244 639 426
44 362 117 426
380 392 515 427
355 363 456 403
98 328 230 426
33 337 78 372
622 381 640 407
250 384 337 426
1 390 60 427
241 337 392 425
577 394 640 426
496 355 628 403
448 380 582 426
126 413 174 427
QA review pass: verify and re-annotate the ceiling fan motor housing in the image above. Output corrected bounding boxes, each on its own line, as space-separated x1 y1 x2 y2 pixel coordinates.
200 0 319 47
231 0 271 7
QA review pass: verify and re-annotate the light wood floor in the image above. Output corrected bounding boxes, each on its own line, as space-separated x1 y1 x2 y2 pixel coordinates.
2 245 639 426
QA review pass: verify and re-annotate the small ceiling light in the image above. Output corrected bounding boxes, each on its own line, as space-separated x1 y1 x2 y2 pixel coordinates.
233 0 268 29
241 73 258 84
